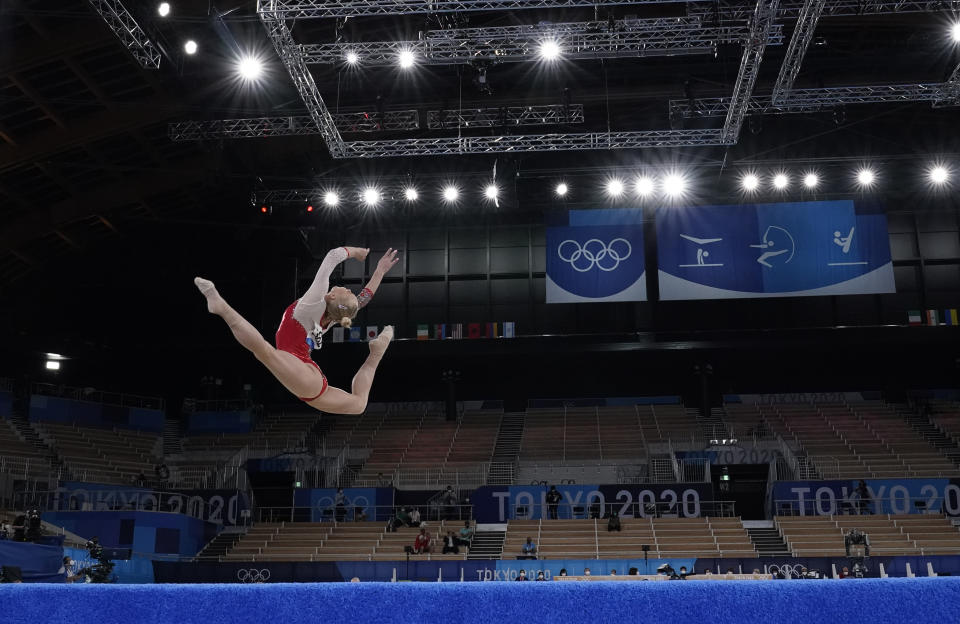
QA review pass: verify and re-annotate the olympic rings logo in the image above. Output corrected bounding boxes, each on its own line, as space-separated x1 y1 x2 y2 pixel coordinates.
557 238 632 272
237 568 271 582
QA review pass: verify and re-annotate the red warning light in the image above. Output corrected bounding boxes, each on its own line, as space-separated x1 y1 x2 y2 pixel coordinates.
306 205 314 212
260 206 268 214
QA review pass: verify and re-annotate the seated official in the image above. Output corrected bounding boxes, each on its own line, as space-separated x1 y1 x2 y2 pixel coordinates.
413 528 432 554
519 536 537 559
607 511 621 532
457 521 474 549
442 531 459 554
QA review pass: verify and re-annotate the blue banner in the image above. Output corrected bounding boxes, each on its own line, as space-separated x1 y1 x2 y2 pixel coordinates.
55 483 250 526
546 209 646 303
0 540 65 583
772 478 960 516
472 484 714 522
293 488 394 522
657 200 895 300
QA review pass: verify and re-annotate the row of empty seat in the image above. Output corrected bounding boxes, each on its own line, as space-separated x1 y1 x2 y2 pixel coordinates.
35 421 159 485
778 514 960 556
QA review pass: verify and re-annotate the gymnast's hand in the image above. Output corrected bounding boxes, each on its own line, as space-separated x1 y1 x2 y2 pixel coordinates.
376 248 400 274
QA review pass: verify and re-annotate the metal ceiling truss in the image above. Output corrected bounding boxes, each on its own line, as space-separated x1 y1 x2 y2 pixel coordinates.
168 111 420 140
85 0 161 69
671 82 958 117
423 17 705 39
771 0 825 105
933 63 960 108
689 0 960 19
299 23 785 66
256 0 704 19
427 104 584 129
721 0 781 143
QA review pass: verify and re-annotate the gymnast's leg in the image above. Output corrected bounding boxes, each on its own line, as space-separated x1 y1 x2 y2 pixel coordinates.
194 277 323 399
306 326 393 415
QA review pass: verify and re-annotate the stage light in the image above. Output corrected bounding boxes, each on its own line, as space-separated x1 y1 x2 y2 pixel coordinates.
404 187 419 201
158 3 171 17
929 165 950 185
856 168 875 187
635 176 655 197
803 172 819 189
555 182 568 196
323 191 339 207
773 173 789 190
662 173 687 198
260 205 268 214
951 22 960 43
346 51 359 65
740 173 759 192
306 204 314 213
46 360 60 371
184 40 198 55
362 187 381 206
540 40 561 60
442 186 459 202
605 178 625 197
398 50 415 69
484 184 499 200
238 56 263 81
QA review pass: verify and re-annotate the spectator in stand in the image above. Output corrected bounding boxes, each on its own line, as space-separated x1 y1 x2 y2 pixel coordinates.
0 518 9 540
628 567 639 576
536 571 546 581
408 507 421 527
520 536 537 559
678 566 689 579
546 485 562 519
855 480 873 515
442 531 459 554
516 570 528 581
377 472 392 487
610 570 617 576
583 567 591 576
441 486 458 520
458 521 474 550
413 528 432 554
559 568 568 577
334 488 348 522
607 510 621 532
391 507 410 531
840 566 850 579
354 506 368 522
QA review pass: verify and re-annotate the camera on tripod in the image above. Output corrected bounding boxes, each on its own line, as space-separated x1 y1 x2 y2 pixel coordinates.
844 528 870 557
75 537 115 584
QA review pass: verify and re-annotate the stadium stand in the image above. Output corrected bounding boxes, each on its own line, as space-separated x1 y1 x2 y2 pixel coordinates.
34 422 160 485
777 514 960 557
0 417 56 478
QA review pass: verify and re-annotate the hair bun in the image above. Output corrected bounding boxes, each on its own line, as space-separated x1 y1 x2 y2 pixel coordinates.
340 317 352 328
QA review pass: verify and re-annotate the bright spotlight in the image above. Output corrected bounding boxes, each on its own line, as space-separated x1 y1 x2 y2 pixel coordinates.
184 40 198 55
662 173 687 198
773 173 789 190
45 360 60 371
856 168 875 187
605 179 625 197
635 176 655 197
484 184 499 200
442 186 459 202
398 50 415 69
555 182 568 196
362 187 381 206
158 2 171 17
346 51 359 65
540 40 561 60
323 191 339 207
238 56 263 81
404 187 419 201
741 173 759 192
803 172 819 189
951 22 960 43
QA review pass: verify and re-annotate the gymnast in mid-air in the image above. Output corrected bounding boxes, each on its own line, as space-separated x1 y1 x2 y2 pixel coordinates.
195 246 399 414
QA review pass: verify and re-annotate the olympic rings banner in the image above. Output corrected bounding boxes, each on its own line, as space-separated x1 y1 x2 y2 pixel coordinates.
546 208 647 303
293 487 394 522
656 200 895 300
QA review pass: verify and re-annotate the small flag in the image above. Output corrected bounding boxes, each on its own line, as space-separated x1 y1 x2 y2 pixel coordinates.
366 326 379 341
945 309 959 326
451 324 463 339
349 327 362 342
331 327 345 343
485 322 498 338
927 310 939 326
503 322 515 338
468 323 482 339
907 310 923 326
434 324 446 339
417 324 429 340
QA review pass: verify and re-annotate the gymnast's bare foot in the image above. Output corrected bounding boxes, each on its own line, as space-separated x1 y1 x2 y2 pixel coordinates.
369 325 394 357
194 277 226 316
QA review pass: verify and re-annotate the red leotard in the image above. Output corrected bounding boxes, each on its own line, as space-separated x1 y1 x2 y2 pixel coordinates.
275 299 328 401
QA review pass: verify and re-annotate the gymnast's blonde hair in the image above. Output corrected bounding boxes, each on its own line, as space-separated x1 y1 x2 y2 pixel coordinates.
325 290 359 328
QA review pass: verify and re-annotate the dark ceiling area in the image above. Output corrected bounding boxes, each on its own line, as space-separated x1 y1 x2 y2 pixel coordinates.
1 0 958 400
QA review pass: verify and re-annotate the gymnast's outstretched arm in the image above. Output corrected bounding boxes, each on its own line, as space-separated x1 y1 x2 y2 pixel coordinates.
357 248 400 309
297 246 368 310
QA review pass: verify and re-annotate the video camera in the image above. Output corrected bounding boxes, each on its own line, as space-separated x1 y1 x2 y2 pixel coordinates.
844 528 870 557
75 537 115 584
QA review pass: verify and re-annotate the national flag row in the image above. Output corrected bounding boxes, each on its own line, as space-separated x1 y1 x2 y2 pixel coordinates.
329 322 517 343
908 309 959 326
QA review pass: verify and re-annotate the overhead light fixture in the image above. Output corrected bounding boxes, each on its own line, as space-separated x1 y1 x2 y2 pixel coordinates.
361 187 381 206
635 176 655 197
662 173 687 198
237 56 263 81
184 40 198 55
740 173 759 192
605 179 625 197
323 191 339 207
950 22 960 43
484 184 499 200
158 2 171 17
555 182 568 196
540 40 561 60
398 49 415 69
346 51 360 65
856 168 876 187
404 187 419 201
772 173 789 190
803 172 819 189
442 186 459 202
46 360 60 371
929 165 950 185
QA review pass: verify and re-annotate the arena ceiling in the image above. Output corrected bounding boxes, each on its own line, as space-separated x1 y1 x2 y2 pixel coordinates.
1 0 959 389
